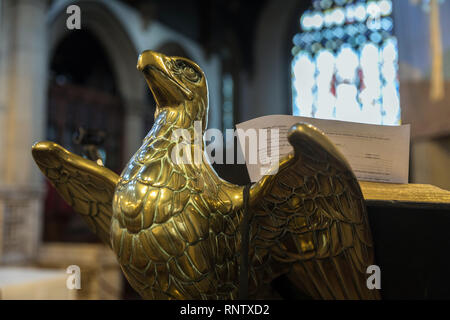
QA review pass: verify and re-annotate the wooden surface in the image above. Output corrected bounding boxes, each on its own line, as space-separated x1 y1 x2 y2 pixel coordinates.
360 181 450 209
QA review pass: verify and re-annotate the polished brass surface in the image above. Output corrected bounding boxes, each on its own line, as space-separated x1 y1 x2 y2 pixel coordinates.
32 51 379 300
32 141 119 246
360 181 450 205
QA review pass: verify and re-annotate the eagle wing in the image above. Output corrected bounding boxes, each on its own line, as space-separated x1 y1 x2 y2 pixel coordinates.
248 123 380 300
32 141 119 246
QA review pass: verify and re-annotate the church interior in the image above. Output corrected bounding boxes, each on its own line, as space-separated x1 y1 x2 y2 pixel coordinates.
0 0 449 300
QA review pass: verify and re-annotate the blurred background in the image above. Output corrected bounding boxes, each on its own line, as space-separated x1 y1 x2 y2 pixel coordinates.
0 0 449 299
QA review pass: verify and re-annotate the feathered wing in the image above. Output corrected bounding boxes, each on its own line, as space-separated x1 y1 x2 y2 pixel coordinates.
32 141 119 246
248 123 380 300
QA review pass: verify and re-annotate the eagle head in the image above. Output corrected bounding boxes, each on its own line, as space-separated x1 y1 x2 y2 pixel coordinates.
137 50 208 130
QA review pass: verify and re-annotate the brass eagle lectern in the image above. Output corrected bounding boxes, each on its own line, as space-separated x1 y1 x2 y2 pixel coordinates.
32 51 379 300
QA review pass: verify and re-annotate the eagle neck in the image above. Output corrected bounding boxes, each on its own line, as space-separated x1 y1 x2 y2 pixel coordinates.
144 101 206 152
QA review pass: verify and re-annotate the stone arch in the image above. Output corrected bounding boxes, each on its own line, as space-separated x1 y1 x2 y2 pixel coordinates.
47 0 146 158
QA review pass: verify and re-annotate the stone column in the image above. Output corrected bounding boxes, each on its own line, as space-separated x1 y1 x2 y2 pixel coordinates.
0 0 49 264
2 0 48 186
0 0 11 183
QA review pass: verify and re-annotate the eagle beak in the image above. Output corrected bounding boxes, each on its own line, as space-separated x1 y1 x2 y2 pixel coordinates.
137 50 193 106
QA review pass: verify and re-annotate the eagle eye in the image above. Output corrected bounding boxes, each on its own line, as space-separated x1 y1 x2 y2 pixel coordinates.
166 59 201 83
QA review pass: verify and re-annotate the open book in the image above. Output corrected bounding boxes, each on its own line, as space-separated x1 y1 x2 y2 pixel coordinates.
236 115 410 184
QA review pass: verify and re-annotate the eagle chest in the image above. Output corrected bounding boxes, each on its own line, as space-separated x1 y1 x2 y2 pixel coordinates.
110 148 240 297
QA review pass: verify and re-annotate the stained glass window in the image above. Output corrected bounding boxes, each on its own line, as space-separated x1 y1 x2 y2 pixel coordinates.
291 0 400 125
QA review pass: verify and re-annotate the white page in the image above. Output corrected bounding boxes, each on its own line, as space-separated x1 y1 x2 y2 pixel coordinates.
236 115 410 184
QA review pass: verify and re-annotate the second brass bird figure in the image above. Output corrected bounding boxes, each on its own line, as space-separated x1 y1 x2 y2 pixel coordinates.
32 51 380 300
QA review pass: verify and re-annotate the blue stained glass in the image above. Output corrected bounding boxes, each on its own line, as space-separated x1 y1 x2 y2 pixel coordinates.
311 43 323 52
345 25 358 36
325 40 337 50
293 33 303 46
320 0 333 9
324 29 335 40
381 17 393 31
313 31 322 42
379 0 393 15
293 0 400 125
333 27 345 38
370 32 382 43
357 23 367 34
356 34 367 45
303 33 313 43
354 3 367 21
